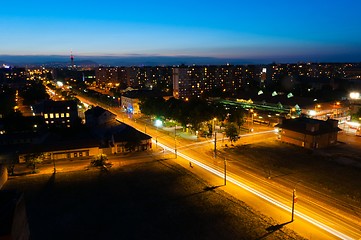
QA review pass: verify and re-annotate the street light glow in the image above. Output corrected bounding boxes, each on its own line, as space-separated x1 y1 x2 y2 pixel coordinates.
350 92 360 99
309 110 316 116
153 140 354 240
155 119 163 128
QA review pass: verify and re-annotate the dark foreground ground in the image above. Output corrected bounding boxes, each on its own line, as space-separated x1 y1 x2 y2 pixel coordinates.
4 158 305 240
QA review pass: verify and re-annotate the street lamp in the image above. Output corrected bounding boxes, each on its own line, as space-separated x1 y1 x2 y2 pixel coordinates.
224 158 227 186
251 112 257 132
53 157 56 174
291 181 301 222
175 124 177 159
249 109 253 130
213 118 217 158
291 189 298 221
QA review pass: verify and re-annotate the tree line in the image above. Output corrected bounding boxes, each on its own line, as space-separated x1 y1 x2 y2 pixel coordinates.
140 97 245 142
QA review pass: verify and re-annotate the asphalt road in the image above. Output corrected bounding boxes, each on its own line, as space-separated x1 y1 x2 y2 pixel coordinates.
75 93 361 239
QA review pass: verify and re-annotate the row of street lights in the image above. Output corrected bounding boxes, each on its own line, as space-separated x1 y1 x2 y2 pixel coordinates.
147 115 299 222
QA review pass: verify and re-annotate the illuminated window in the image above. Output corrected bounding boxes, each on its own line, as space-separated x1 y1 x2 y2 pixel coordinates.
50 113 54 118
45 121 49 124
61 113 65 117
44 114 48 119
66 113 70 117
55 113 59 118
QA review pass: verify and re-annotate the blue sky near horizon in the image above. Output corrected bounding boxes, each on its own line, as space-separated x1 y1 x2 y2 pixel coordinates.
1 0 361 62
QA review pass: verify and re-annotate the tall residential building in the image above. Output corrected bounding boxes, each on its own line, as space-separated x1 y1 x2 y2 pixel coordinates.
96 67 119 87
172 68 180 99
172 65 243 99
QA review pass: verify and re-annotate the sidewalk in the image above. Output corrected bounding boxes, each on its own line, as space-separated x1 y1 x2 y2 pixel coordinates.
8 158 92 177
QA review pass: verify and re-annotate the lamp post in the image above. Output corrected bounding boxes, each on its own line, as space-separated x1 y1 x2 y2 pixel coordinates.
224 158 227 185
291 181 301 222
249 109 253 131
251 112 257 132
52 155 56 174
249 109 256 132
175 124 177 159
291 189 297 221
213 118 217 158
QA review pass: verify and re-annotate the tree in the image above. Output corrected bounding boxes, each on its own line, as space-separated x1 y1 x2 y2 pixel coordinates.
186 98 213 132
24 152 44 173
0 86 16 117
20 80 49 105
225 123 240 144
228 108 245 129
91 154 112 171
352 107 361 122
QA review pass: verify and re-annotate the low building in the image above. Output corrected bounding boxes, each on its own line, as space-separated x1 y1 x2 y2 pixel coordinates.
121 93 141 114
18 130 101 163
35 100 79 128
121 89 171 114
301 101 350 123
85 106 117 127
276 117 340 149
110 125 152 153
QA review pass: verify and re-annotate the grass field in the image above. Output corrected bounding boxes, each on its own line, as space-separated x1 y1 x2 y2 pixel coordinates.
4 158 305 240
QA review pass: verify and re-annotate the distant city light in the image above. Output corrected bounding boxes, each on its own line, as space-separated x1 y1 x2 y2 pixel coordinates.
56 81 64 87
349 92 360 99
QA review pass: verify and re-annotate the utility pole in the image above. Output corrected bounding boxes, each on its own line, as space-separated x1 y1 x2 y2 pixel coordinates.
52 157 56 174
213 118 217 158
175 125 177 159
224 158 227 185
291 189 297 221
214 131 217 158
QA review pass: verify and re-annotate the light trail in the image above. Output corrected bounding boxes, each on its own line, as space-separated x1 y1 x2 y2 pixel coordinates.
154 139 354 240
175 130 277 150
240 129 278 137
77 94 353 239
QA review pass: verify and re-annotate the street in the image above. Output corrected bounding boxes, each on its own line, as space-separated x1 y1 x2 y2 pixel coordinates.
75 93 361 239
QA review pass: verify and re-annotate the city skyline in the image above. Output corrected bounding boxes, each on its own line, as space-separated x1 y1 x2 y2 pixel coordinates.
1 1 361 64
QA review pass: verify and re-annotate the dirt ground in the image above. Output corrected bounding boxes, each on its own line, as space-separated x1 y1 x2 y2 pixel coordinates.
220 139 361 204
3 158 305 240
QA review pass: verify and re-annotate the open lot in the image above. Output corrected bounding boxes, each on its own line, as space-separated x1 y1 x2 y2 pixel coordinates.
4 157 304 240
220 139 361 204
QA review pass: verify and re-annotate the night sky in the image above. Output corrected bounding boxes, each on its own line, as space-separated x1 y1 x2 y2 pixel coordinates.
1 0 361 63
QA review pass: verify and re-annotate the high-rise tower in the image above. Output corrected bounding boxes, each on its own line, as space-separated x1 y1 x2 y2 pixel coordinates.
70 51 74 68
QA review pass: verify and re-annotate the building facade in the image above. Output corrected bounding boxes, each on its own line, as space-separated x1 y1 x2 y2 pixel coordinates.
38 100 79 128
85 106 117 127
276 117 340 149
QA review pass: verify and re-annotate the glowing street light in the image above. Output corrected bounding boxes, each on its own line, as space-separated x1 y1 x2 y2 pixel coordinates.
154 119 163 128
213 118 217 158
350 92 360 99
